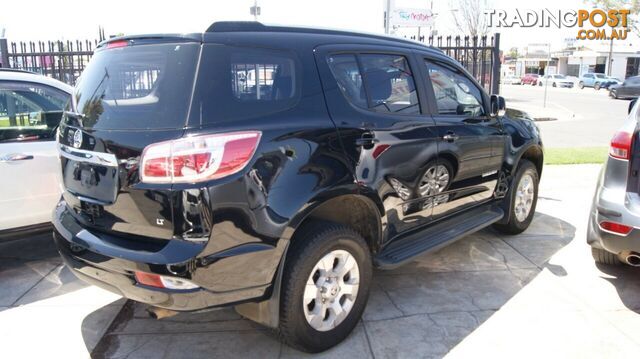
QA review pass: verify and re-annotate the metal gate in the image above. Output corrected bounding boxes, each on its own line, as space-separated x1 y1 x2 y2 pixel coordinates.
409 33 501 94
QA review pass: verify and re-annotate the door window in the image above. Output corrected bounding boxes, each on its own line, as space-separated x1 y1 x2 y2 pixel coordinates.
327 53 420 114
425 61 484 116
0 82 69 142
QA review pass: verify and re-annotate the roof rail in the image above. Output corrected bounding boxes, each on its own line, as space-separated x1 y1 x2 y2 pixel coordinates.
205 21 433 49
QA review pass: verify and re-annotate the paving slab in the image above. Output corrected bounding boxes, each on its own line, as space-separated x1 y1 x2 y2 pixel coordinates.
4 164 640 358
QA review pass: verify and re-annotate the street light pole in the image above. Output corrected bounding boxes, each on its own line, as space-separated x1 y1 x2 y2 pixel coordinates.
385 0 391 34
543 43 550 108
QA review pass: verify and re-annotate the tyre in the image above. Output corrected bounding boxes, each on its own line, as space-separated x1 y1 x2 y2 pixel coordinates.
610 89 618 99
493 159 539 235
594 82 601 90
591 247 621 265
552 82 557 87
279 221 372 353
578 81 584 89
538 81 543 86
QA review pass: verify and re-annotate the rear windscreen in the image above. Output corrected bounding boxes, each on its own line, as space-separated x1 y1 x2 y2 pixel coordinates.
73 42 200 130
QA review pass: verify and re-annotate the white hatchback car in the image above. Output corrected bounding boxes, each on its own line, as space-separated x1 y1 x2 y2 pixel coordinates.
0 69 72 236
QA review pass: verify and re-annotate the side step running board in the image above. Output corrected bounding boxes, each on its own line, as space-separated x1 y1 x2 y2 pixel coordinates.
374 206 504 269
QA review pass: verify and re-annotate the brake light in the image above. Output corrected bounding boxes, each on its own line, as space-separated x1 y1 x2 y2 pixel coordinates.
106 40 129 49
140 131 261 184
599 221 633 236
610 130 633 160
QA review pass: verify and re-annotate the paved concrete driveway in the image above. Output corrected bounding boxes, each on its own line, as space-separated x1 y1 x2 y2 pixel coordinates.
2 164 639 358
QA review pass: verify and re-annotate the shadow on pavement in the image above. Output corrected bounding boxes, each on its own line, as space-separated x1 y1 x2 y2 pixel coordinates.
85 211 574 358
596 263 640 313
0 231 90 309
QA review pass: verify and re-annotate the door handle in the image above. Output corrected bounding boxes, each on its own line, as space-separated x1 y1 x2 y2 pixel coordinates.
0 153 34 162
442 132 459 142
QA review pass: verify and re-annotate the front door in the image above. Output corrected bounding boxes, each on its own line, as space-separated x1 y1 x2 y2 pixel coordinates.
419 58 504 220
0 81 69 230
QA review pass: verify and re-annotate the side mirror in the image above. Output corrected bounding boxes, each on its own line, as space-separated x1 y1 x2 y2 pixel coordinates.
629 98 637 115
490 94 506 117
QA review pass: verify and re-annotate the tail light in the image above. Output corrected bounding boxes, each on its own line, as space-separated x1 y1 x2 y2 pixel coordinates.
140 131 261 184
610 130 633 160
599 221 633 236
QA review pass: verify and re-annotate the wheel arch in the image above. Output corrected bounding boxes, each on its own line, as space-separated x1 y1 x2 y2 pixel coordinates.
519 144 544 178
289 193 383 254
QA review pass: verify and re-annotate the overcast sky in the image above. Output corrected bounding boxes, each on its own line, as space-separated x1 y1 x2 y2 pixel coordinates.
0 0 636 51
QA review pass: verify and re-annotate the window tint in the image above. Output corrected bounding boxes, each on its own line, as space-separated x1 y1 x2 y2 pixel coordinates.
0 81 69 142
326 54 366 108
74 43 200 130
231 52 295 101
426 61 485 116
359 54 419 114
327 53 420 114
194 45 300 125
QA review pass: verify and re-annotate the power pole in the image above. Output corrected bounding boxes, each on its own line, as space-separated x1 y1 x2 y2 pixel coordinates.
607 36 614 76
385 0 392 34
250 0 260 21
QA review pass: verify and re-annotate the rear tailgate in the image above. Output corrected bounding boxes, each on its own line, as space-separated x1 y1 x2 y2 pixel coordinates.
58 40 200 240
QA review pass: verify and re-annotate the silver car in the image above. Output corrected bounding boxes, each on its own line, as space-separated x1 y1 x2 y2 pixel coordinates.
588 98 640 266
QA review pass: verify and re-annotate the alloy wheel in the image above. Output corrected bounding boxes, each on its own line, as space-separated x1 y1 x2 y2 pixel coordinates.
514 172 535 222
303 250 360 331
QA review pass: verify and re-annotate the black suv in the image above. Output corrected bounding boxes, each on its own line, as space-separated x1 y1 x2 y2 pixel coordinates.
53 22 543 352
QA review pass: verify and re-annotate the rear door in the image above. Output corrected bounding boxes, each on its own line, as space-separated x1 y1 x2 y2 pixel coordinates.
315 45 439 241
419 56 504 220
58 41 200 239
0 81 69 229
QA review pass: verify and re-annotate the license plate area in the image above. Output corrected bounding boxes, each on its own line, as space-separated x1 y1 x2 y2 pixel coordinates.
62 158 119 204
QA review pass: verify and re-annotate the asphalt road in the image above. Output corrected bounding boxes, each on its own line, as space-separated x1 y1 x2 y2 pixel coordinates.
501 84 633 148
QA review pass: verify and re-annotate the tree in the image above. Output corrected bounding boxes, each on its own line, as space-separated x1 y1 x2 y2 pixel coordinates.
586 0 640 36
449 0 490 37
507 47 519 58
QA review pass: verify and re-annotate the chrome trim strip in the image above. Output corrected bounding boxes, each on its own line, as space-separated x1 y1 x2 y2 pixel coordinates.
57 143 119 167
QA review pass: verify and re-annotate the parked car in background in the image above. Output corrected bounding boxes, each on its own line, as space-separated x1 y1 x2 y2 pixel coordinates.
0 69 72 237
521 73 540 85
588 98 640 266
609 76 640 99
52 22 543 353
537 74 574 88
598 76 623 90
501 75 522 85
578 72 607 89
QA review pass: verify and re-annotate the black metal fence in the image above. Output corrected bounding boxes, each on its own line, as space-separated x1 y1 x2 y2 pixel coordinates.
408 33 501 94
0 32 501 93
0 39 98 85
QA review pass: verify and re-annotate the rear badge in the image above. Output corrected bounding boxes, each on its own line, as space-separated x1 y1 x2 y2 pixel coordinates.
156 218 165 226
73 129 83 148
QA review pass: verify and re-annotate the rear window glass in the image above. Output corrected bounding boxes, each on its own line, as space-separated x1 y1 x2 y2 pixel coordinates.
73 43 200 130
231 53 295 101
193 45 300 125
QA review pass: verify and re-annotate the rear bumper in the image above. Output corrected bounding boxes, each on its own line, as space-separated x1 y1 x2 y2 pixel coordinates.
588 165 640 254
52 200 270 311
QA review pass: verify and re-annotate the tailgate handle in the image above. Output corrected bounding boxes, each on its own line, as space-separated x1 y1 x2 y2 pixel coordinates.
0 153 34 162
